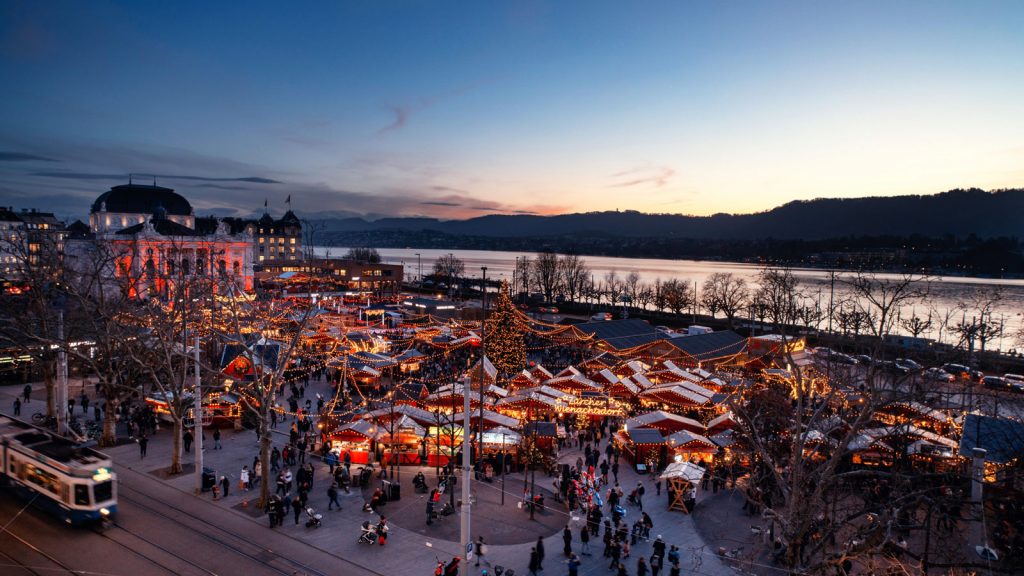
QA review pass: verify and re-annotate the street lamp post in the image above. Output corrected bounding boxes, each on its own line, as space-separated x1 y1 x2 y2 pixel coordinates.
500 431 506 506
477 266 487 481
415 253 421 283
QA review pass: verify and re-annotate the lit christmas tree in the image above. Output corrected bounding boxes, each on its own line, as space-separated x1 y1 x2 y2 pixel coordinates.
485 280 526 377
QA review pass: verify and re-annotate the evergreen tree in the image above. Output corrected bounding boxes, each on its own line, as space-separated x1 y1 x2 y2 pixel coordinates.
485 281 526 377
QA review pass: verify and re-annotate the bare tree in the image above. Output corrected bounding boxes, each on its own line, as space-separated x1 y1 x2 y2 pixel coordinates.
731 266 915 573
602 270 621 306
214 294 315 507
344 247 381 263
701 272 749 328
532 252 561 303
623 271 642 312
0 224 66 419
557 253 589 304
842 272 929 341
899 313 933 339
514 256 532 297
662 278 694 316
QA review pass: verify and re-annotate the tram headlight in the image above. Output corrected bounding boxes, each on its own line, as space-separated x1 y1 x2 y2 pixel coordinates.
100 508 110 516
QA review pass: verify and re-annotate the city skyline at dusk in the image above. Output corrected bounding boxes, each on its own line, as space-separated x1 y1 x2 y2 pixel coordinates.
2 1 1023 221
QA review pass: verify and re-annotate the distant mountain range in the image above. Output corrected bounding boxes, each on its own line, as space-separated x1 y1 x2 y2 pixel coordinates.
319 188 1023 241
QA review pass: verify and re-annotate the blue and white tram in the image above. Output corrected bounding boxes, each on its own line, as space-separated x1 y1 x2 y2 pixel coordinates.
0 414 117 526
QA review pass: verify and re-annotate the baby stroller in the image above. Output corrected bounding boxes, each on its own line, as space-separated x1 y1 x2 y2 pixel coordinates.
358 521 377 544
304 506 323 528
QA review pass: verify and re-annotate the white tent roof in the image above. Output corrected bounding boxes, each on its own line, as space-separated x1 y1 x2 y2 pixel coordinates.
659 461 705 484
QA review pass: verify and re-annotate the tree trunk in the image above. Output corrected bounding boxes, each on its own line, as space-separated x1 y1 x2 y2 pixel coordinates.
44 362 56 418
102 399 119 447
258 412 272 508
169 418 183 474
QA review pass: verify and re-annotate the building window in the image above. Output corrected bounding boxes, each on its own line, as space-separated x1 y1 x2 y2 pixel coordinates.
290 238 296 244
259 237 264 244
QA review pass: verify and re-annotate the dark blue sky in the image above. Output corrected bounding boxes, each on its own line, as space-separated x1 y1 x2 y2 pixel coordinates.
1 1 1022 222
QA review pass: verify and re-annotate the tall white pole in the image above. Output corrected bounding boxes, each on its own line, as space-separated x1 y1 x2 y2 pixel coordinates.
57 311 68 436
194 335 204 494
460 375 472 573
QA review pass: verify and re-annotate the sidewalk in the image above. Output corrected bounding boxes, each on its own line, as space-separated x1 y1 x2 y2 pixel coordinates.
1 380 737 576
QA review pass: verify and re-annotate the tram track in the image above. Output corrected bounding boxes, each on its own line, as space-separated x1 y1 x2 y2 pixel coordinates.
113 481 332 576
0 523 76 575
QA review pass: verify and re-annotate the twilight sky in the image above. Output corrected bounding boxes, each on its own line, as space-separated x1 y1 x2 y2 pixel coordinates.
1 1 1022 222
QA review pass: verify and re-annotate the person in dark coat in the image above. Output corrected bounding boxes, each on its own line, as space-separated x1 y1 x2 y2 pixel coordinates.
528 547 541 576
138 436 148 458
12 397 20 416
292 495 303 525
183 430 193 453
220 475 230 498
536 535 545 568
327 483 340 510
580 523 591 555
563 525 573 556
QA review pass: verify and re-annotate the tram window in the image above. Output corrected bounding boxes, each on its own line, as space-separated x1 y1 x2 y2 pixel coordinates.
22 464 58 495
93 481 113 503
75 485 90 506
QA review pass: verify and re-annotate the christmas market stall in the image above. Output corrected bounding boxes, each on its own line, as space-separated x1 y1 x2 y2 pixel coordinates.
666 429 718 464
329 419 379 465
615 426 667 472
660 461 705 513
521 421 561 455
377 414 427 466
626 410 705 435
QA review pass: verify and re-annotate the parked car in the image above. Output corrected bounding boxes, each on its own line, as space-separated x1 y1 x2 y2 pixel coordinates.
833 353 858 365
983 376 1009 390
895 358 923 372
1004 373 1024 383
942 363 972 379
882 361 910 375
590 312 612 321
536 305 559 314
923 367 955 382
854 354 874 365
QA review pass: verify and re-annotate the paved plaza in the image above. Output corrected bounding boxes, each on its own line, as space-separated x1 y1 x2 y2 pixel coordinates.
2 378 740 576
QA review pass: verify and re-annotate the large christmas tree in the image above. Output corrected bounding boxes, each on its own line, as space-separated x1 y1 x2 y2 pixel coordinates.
485 281 526 377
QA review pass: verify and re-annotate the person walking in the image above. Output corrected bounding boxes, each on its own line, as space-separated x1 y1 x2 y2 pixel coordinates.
536 535 545 571
183 430 194 453
567 554 581 576
138 435 148 459
580 522 591 555
650 553 663 576
292 494 303 525
240 466 251 491
327 483 341 510
13 397 21 416
563 525 573 557
528 547 541 576
213 427 222 449
220 475 230 498
22 384 31 404
608 539 622 569
637 556 648 576
474 536 489 567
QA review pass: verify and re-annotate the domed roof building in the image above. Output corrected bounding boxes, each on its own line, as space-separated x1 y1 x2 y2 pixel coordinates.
89 183 194 233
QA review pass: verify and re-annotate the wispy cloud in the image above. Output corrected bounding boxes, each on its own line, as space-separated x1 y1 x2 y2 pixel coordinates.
608 166 675 188
422 201 462 207
431 185 469 194
31 171 280 184
0 152 59 162
376 79 495 135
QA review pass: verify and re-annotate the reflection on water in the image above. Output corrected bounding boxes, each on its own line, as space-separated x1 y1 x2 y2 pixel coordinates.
316 247 1024 352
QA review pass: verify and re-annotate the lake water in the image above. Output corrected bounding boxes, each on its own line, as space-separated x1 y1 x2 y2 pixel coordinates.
315 246 1024 352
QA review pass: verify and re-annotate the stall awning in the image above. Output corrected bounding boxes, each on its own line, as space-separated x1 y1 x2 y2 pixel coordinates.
659 461 705 484
621 427 666 446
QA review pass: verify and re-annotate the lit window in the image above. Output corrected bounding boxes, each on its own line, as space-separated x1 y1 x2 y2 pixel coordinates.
290 238 296 244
